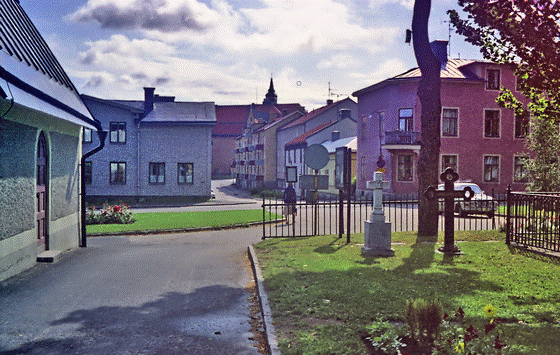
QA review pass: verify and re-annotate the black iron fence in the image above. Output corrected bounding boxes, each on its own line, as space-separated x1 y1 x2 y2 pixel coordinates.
262 190 506 239
506 190 560 253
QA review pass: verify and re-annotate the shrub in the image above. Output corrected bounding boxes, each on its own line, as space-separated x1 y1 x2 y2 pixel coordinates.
86 203 136 225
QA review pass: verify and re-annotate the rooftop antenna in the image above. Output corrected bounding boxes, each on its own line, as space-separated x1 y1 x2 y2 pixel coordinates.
442 20 453 57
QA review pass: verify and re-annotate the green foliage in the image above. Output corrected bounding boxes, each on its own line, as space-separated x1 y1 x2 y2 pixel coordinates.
85 203 135 225
365 320 406 355
250 188 283 199
449 1 560 192
524 117 560 191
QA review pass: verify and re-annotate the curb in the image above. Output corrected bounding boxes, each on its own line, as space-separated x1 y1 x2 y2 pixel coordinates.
248 245 281 355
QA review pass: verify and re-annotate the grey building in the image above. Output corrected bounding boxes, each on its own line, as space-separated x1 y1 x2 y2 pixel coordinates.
0 0 103 281
82 88 216 205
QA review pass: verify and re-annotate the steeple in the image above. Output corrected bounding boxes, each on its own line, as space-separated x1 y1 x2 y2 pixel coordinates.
262 78 278 105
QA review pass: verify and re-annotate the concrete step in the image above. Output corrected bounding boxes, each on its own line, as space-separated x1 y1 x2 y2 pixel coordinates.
37 250 62 263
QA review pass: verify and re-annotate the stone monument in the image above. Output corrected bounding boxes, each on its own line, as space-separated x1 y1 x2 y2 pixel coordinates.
362 172 394 257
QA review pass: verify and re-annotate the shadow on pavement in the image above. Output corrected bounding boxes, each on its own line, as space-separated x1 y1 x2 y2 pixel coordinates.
0 286 258 355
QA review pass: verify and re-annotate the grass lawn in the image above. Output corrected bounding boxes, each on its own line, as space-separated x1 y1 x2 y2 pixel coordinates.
86 209 278 235
253 231 560 354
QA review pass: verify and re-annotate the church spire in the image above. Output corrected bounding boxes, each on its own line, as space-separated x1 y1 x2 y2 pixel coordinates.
263 77 278 105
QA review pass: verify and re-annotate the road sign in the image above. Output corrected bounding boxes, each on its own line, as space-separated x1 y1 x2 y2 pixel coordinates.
300 175 329 190
304 144 329 170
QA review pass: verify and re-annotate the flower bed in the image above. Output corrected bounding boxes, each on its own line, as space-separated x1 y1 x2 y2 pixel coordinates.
85 204 136 225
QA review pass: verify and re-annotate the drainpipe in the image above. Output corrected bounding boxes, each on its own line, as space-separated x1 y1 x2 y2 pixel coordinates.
80 130 107 247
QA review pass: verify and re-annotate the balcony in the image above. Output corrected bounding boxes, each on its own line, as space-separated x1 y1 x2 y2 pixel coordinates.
383 130 421 152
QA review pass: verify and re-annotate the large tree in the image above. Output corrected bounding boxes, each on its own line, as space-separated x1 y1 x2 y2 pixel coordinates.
449 1 560 191
413 0 442 236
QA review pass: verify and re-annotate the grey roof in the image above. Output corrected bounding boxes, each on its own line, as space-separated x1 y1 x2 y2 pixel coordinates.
0 0 98 129
321 136 357 153
142 102 216 124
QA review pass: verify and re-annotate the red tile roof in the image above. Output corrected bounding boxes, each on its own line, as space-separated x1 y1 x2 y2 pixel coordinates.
214 105 249 136
285 122 332 147
282 98 354 130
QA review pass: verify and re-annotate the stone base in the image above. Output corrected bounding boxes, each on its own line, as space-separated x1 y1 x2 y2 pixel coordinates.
362 219 394 257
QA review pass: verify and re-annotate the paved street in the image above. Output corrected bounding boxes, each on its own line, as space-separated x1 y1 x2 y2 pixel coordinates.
0 227 264 355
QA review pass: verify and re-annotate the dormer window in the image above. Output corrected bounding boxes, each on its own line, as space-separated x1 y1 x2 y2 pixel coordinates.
486 69 500 90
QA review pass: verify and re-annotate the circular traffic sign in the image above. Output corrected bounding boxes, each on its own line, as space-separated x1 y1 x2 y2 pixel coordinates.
304 144 329 170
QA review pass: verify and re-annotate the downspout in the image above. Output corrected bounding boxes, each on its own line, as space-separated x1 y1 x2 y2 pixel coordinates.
80 130 107 247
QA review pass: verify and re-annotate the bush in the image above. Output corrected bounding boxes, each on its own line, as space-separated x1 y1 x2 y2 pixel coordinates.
86 203 136 225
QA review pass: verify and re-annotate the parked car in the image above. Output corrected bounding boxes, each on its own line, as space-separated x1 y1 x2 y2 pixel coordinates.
438 182 497 218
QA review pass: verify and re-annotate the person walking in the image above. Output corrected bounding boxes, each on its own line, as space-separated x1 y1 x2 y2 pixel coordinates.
283 183 297 224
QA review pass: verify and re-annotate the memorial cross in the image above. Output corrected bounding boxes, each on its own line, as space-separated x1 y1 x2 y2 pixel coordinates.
424 168 473 254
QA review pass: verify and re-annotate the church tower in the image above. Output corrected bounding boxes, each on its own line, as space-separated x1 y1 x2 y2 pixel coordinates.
262 78 278 105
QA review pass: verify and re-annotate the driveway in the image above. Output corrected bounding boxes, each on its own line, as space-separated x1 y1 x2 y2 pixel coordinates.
0 227 264 355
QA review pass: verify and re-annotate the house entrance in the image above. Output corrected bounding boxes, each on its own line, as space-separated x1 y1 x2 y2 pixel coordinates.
36 132 48 249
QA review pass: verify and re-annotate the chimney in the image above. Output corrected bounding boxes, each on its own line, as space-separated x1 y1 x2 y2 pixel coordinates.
327 99 334 105
338 108 351 120
430 40 448 69
331 131 340 142
144 87 155 116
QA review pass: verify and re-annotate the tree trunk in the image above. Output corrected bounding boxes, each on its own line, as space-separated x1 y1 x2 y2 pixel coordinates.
412 0 441 237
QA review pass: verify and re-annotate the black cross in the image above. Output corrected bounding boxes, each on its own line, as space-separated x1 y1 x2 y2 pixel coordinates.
424 168 474 254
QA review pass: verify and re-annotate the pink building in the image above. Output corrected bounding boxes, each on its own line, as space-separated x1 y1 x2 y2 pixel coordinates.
353 42 529 196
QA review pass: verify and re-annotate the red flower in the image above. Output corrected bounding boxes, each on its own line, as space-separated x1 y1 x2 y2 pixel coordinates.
113 205 122 213
455 307 465 320
465 325 479 342
494 337 506 349
484 322 496 334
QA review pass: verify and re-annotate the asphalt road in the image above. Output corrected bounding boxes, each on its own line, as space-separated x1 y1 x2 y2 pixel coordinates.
0 227 264 355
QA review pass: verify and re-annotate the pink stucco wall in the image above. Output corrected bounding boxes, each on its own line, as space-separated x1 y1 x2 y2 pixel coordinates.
356 62 528 196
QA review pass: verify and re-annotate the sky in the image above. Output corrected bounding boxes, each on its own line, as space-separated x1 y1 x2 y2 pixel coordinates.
23 0 484 111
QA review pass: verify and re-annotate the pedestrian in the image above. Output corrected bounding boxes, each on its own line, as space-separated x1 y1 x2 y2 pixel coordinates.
283 183 297 224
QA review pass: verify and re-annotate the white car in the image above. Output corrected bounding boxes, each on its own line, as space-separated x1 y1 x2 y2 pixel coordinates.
438 182 497 218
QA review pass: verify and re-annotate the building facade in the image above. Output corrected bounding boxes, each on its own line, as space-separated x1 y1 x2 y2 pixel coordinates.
82 88 216 205
353 41 529 196
0 0 103 281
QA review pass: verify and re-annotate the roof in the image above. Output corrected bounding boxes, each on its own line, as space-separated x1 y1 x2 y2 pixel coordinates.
142 102 216 124
321 136 357 153
285 122 332 148
282 98 355 130
214 105 249 136
0 0 100 130
352 59 487 97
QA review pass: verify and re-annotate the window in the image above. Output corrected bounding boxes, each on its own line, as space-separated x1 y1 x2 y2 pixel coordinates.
486 69 500 90
397 155 413 181
110 162 126 184
399 108 413 132
515 112 529 138
441 155 458 173
84 161 92 185
109 122 126 143
514 156 529 182
442 108 458 137
484 110 500 137
83 128 92 143
178 163 193 184
149 163 165 184
483 156 499 182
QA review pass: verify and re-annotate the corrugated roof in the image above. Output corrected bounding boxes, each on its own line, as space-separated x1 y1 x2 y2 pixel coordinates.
282 98 354 130
0 0 98 129
352 59 487 97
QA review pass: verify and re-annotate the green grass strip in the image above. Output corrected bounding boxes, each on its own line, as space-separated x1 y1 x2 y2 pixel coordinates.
254 231 560 354
87 209 278 235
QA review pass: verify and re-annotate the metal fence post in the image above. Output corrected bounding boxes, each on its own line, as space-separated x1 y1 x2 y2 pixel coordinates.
506 185 511 245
